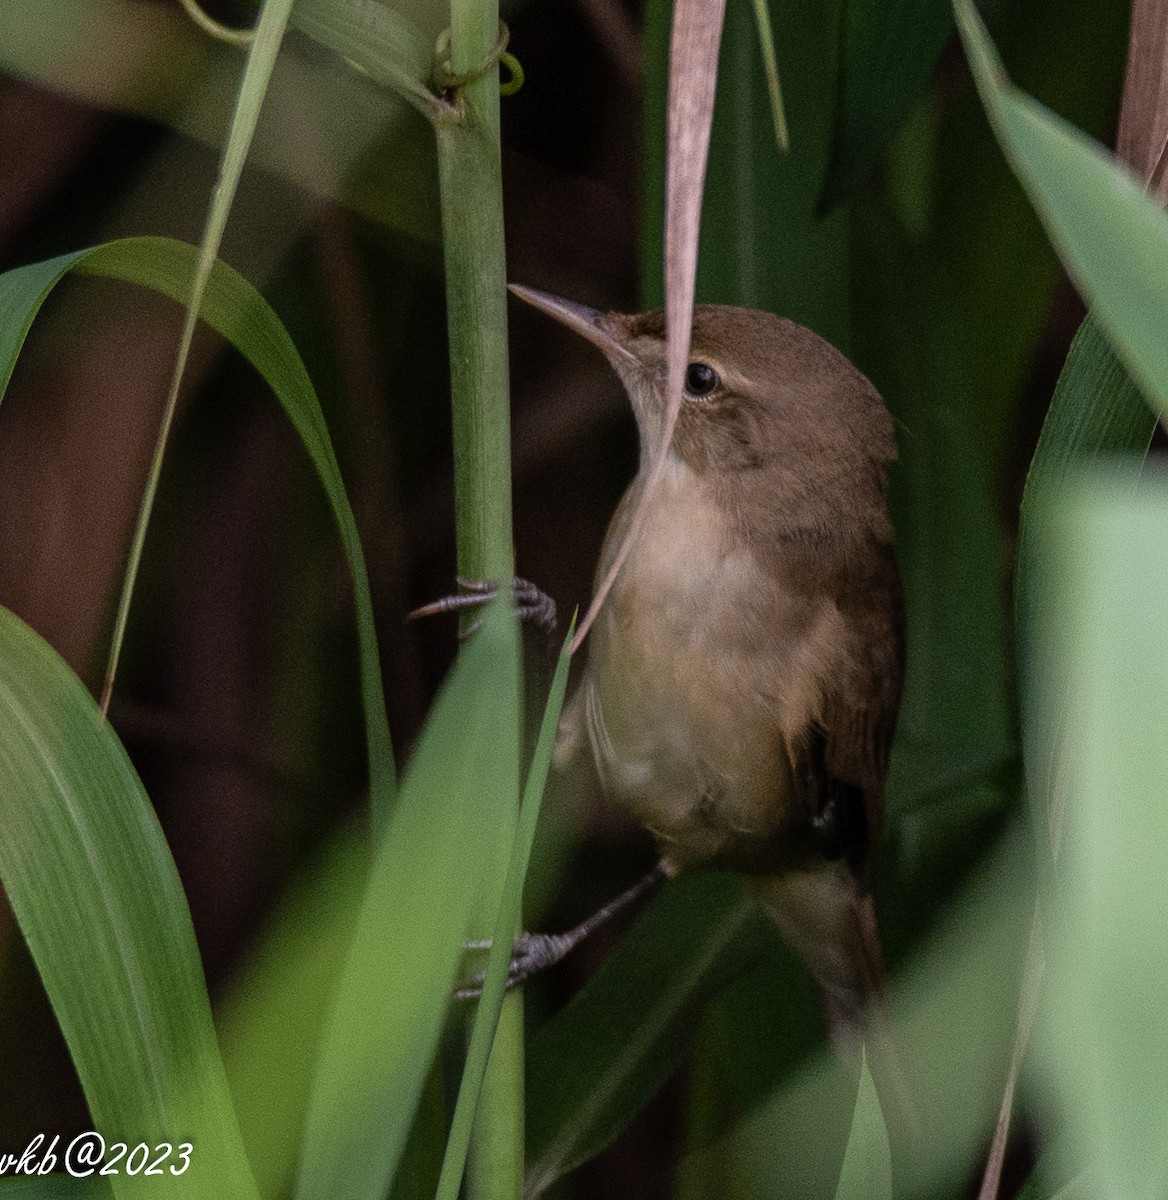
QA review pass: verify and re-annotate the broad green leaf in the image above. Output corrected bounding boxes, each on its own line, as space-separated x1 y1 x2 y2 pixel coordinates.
0 1181 110 1198
218 826 367 1200
437 624 575 1200
282 0 440 119
0 607 257 1199
955 0 1168 419
832 1052 891 1200
1015 316 1155 845
1034 472 1168 1199
820 0 953 210
293 601 520 1200
0 236 395 816
927 0 1125 471
1020 317 1156 528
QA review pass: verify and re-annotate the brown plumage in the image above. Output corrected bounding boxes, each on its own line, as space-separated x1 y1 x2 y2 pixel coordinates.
517 288 905 1064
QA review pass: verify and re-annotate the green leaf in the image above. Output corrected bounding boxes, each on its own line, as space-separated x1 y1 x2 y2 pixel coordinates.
293 601 520 1200
0 237 395 818
748 0 790 152
821 0 953 210
524 873 774 1196
437 624 575 1200
0 607 257 1199
955 0 1168 419
1034 472 1168 1199
832 1051 892 1200
0 1181 110 1198
217 826 368 1200
1016 315 1155 841
284 0 439 119
101 0 294 710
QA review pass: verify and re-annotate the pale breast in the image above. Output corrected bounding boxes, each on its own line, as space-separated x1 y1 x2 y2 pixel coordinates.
578 458 848 869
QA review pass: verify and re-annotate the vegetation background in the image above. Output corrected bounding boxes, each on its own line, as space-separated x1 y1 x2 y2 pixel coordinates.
0 0 1161 1197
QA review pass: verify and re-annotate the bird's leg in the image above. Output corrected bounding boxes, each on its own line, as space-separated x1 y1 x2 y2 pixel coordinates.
407 576 557 642
456 862 668 1001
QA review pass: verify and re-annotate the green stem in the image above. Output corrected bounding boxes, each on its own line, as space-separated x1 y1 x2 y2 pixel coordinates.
436 34 511 581
434 1 524 1197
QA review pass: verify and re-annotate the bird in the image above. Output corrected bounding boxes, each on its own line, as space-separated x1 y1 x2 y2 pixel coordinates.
510 284 906 1062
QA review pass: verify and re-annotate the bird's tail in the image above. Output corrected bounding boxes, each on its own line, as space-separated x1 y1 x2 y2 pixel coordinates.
751 867 917 1139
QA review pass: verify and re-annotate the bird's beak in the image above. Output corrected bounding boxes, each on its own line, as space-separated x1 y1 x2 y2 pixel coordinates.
508 284 638 366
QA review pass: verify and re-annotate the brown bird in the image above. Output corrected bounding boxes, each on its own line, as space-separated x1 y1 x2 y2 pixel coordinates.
512 286 905 1058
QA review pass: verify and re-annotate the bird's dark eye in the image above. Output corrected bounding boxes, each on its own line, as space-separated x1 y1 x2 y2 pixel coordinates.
684 361 720 397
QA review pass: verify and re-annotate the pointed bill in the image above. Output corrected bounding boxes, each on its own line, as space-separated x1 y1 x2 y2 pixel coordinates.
508 284 636 365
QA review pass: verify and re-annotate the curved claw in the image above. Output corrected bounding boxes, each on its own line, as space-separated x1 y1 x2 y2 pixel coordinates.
455 932 576 1002
408 577 557 638
454 864 667 1001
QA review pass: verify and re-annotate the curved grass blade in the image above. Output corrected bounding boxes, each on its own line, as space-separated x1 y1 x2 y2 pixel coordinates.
1016 315 1155 849
956 0 1168 419
0 607 258 1199
574 0 726 652
101 0 293 712
749 0 789 152
643 0 850 341
436 623 575 1200
216 824 368 1200
293 601 520 1200
0 236 394 818
282 0 442 122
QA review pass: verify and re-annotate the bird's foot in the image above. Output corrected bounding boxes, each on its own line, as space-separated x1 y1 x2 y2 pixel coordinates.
454 863 667 1000
456 931 578 1001
408 576 557 641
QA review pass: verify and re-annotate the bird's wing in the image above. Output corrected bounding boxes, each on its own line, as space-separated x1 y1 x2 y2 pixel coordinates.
798 546 905 887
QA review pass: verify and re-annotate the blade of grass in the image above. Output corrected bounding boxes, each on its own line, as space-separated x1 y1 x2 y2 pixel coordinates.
574 0 726 653
748 0 789 152
1016 315 1155 851
956 13 1168 1185
1035 471 1168 1198
832 1050 892 1200
1115 0 1168 202
955 0 1168 418
101 0 293 713
217 824 367 1200
0 607 258 1200
0 236 395 817
292 600 520 1200
281 0 443 121
436 624 575 1200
